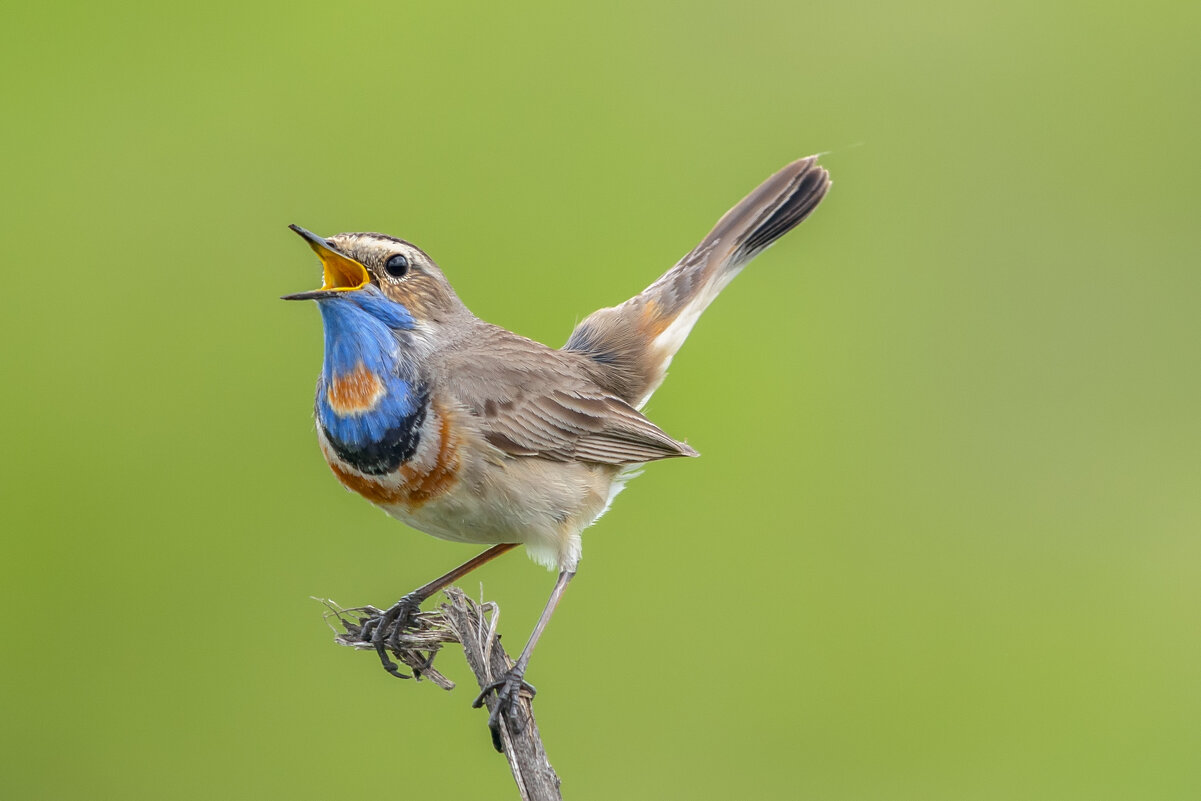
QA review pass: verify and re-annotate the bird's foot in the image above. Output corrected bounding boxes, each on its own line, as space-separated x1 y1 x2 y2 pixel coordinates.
359 595 425 679
472 667 537 751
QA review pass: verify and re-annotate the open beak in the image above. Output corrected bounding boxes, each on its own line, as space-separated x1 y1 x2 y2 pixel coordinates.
282 225 370 300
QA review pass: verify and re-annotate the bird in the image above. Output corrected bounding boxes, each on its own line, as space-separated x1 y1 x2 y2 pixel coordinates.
285 156 831 748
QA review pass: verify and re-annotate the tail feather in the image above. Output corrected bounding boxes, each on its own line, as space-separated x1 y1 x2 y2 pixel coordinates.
564 156 831 406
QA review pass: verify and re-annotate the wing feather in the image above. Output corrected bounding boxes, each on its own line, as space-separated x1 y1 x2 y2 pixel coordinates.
439 327 697 465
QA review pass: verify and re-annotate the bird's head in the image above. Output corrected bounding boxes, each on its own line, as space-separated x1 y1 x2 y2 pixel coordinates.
284 226 470 436
283 225 465 327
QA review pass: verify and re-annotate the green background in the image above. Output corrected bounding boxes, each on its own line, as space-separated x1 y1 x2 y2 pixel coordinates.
3 1 1198 798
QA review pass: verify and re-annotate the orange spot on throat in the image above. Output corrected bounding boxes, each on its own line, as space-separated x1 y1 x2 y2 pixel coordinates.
326 363 385 414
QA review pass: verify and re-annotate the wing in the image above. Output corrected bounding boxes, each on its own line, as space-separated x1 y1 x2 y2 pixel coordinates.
439 327 698 465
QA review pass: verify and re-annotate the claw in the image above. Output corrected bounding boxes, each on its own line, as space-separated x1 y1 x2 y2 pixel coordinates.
370 596 421 679
472 669 537 751
357 614 380 642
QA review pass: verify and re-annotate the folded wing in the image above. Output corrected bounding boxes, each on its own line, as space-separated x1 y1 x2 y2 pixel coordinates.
441 329 697 465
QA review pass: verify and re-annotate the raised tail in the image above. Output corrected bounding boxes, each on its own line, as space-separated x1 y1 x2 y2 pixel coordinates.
564 155 831 407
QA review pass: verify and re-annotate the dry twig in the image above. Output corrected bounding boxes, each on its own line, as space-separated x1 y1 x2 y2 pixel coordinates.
319 589 562 801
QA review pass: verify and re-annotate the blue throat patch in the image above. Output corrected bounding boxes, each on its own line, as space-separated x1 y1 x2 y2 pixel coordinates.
314 288 429 475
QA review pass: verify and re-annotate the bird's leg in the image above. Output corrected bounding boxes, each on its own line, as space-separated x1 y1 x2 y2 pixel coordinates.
368 543 518 679
473 568 575 750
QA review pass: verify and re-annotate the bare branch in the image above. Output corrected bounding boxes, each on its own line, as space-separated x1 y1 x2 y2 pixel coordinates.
320 589 562 800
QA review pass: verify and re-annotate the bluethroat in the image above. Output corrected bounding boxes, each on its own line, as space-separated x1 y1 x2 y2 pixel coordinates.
285 156 830 747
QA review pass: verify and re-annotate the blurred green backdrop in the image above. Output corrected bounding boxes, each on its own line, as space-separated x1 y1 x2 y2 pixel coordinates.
3 1 1199 798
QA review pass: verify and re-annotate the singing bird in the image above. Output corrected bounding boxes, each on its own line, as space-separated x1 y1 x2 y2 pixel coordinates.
285 156 830 746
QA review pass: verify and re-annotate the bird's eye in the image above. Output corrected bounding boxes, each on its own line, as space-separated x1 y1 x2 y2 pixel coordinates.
384 253 410 278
